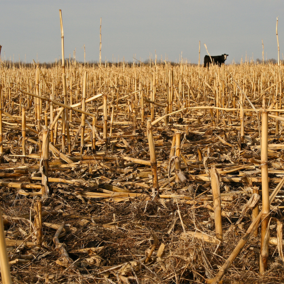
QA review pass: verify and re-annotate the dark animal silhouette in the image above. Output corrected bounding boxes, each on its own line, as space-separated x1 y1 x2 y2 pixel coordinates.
204 54 228 68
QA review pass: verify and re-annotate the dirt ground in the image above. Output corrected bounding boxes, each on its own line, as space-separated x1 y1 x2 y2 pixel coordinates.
1 63 284 283
2 115 284 284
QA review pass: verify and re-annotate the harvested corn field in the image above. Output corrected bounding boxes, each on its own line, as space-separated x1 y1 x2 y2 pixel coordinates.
1 61 284 283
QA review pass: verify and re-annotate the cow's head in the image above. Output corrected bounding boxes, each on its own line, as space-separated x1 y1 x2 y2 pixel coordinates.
223 54 229 60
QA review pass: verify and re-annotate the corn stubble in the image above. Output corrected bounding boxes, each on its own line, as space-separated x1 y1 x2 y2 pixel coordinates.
0 60 284 283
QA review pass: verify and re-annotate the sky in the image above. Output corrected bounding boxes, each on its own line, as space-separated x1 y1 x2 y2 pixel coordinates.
1 0 284 64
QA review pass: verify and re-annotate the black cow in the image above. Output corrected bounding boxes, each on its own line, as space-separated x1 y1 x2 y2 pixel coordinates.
204 54 228 68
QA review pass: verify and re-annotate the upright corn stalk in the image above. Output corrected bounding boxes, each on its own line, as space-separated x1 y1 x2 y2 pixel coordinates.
140 82 144 124
34 200 42 247
67 120 71 154
210 166 222 241
92 116 96 152
103 94 108 146
276 82 279 135
41 127 49 199
22 107 26 164
109 105 114 137
279 68 282 120
168 68 173 113
35 67 40 131
0 85 3 162
240 89 244 142
276 19 282 133
276 17 280 66
132 109 136 135
50 82 54 143
260 108 269 273
216 72 220 124
81 72 87 154
0 209 12 284
147 120 159 196
164 106 168 126
151 72 156 121
99 18 102 67
59 9 67 153
204 43 213 66
175 132 181 183
69 78 73 122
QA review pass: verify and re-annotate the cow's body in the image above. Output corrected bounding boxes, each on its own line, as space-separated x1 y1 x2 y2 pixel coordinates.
204 54 228 68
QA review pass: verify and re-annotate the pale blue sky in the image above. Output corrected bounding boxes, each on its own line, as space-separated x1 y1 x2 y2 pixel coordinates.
1 0 283 64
